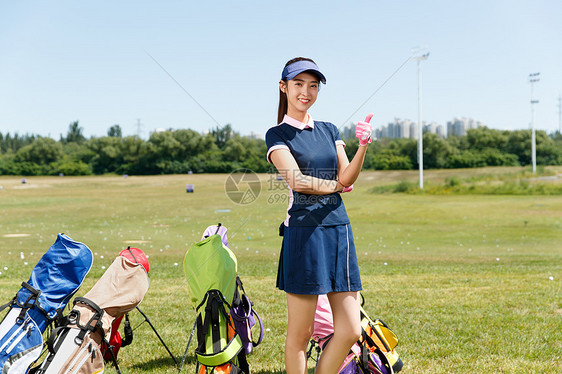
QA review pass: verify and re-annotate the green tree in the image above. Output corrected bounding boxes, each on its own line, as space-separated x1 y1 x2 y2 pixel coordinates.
466 127 509 151
422 133 454 169
86 136 123 174
107 124 122 138
64 121 86 144
211 124 234 149
15 137 64 165
0 132 36 153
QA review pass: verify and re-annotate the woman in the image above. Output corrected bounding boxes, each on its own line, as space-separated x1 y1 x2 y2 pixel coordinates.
265 57 373 374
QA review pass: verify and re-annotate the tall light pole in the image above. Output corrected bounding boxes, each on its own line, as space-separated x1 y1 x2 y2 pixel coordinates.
558 94 562 135
529 73 540 173
414 49 429 188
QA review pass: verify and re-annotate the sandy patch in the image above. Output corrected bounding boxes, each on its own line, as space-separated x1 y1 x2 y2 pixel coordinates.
12 184 49 189
3 234 31 238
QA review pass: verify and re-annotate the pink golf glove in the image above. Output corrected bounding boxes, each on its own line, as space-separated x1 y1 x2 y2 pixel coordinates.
356 113 374 146
340 184 353 193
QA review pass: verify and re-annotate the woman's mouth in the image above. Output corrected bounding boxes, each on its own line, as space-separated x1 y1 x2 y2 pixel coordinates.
298 98 310 104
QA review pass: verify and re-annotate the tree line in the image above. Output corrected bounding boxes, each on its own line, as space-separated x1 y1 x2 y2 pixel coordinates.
1 121 561 176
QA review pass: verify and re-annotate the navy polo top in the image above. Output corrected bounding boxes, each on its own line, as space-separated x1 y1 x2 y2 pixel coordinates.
265 114 350 227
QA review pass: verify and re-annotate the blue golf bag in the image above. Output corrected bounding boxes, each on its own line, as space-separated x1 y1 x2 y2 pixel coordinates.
0 234 93 373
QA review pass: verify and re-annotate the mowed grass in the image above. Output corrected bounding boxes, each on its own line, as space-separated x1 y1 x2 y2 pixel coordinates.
0 167 561 374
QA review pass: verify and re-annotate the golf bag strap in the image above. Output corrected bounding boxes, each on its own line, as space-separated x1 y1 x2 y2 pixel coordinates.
210 295 221 352
214 223 222 235
74 297 103 316
0 298 14 313
252 307 264 347
231 276 245 309
15 282 42 323
53 307 66 327
363 321 391 352
236 276 246 295
46 326 67 354
125 246 138 264
72 297 105 343
196 291 211 312
196 314 205 353
237 350 249 374
360 334 369 370
21 281 42 299
210 293 235 353
195 334 243 367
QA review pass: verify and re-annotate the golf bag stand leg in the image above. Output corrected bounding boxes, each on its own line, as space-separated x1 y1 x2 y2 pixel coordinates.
105 339 123 374
178 320 197 372
136 307 178 365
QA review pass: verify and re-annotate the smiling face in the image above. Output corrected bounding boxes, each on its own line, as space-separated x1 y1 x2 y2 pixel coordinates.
279 71 320 122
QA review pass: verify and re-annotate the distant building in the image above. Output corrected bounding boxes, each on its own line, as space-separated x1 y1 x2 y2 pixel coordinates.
446 117 483 137
341 124 356 140
248 131 262 139
373 118 443 140
342 117 480 140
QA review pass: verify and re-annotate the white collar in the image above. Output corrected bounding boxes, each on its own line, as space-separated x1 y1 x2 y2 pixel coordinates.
280 114 314 129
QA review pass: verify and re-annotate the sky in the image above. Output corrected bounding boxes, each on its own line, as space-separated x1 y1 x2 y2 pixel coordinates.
1 1 561 140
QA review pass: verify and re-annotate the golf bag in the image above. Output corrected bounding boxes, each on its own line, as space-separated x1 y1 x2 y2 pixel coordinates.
179 224 263 373
35 248 149 373
0 234 93 374
308 295 402 374
101 247 150 361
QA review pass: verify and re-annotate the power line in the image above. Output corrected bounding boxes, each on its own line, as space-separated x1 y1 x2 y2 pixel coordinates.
145 51 222 127
338 54 414 130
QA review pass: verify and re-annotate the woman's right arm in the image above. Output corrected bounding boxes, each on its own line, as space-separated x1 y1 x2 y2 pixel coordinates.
270 149 344 195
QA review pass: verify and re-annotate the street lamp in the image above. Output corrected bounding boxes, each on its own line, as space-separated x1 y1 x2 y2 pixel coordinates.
529 72 540 173
414 48 429 188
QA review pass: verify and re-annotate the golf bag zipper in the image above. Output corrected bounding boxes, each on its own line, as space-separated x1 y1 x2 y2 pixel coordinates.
0 316 33 354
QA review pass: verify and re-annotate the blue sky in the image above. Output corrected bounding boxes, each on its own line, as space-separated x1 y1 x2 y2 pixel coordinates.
1 1 561 139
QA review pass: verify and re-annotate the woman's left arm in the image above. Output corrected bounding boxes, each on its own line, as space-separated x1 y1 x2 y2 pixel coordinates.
337 113 373 187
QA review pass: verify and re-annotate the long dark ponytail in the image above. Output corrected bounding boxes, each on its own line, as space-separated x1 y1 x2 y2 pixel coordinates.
277 57 318 124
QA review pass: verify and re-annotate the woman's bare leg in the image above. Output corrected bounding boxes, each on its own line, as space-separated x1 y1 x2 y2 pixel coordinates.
285 292 318 374
315 291 361 374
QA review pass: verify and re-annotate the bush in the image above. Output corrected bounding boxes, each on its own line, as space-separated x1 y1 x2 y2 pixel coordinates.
373 153 413 170
51 160 92 176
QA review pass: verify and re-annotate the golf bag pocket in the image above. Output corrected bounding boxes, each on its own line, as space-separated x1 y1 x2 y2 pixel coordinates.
195 291 247 372
39 326 104 374
338 352 361 374
0 307 43 373
352 343 393 374
359 308 402 373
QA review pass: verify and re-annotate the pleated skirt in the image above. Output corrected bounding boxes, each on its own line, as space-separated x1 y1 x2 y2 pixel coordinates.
276 223 362 295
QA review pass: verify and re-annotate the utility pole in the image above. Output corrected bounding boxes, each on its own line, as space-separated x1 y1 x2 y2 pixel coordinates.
414 49 430 188
558 94 562 135
529 73 540 173
558 94 561 134
136 118 143 139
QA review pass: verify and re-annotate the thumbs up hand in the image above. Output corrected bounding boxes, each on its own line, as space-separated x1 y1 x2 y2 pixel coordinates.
356 113 374 146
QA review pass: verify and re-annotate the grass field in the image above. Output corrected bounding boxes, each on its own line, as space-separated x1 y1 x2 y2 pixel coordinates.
0 167 561 373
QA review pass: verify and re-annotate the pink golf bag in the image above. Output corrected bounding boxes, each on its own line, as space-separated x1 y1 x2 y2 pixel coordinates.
308 295 402 374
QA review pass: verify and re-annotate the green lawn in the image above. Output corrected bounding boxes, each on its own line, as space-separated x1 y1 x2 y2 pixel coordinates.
0 168 561 373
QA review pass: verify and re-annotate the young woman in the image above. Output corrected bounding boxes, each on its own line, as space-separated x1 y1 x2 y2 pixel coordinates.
265 57 373 374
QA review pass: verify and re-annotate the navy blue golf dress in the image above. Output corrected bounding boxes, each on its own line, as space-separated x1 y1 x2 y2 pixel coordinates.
266 114 362 295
